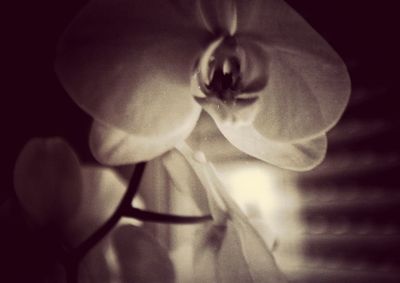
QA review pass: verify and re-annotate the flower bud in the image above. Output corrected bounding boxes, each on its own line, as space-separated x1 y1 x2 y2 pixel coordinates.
13 138 82 228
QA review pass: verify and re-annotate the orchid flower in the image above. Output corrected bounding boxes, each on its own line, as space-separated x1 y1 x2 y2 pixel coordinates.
53 0 351 282
55 0 350 171
13 138 175 283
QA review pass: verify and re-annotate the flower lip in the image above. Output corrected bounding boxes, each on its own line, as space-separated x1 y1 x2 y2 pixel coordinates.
195 36 265 105
205 55 242 101
200 36 242 96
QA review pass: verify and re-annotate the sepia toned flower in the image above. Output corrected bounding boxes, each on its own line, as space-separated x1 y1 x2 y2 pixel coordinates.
53 0 351 282
55 0 350 171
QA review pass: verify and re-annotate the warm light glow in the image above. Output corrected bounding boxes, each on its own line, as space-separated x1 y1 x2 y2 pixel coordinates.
217 161 304 266
219 162 285 225
223 164 279 214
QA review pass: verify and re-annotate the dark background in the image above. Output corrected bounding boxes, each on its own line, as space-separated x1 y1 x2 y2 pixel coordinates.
2 1 399 282
4 0 92 201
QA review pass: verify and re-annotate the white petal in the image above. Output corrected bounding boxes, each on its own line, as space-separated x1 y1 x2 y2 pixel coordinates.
233 0 351 141
162 149 210 214
79 224 175 283
253 50 350 142
65 165 127 246
192 223 225 283
55 0 205 138
175 143 287 282
214 122 327 171
197 0 238 35
79 235 112 283
89 106 200 165
111 225 175 283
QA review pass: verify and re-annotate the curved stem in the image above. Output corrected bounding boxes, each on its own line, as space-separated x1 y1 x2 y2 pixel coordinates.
123 206 212 224
75 162 146 258
60 159 212 283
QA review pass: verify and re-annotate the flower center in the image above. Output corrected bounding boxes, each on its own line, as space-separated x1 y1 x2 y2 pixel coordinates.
206 55 242 101
196 36 246 103
192 36 266 125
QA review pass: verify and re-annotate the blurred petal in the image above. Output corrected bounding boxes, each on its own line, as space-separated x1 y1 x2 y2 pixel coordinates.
192 224 223 282
185 111 248 163
89 106 200 165
78 223 119 283
13 138 133 246
13 138 82 228
233 0 351 141
65 165 127 246
55 0 204 138
169 244 195 283
212 122 327 171
80 224 175 283
194 221 279 283
162 149 210 214
197 0 238 35
112 225 175 283
79 238 111 283
175 143 287 282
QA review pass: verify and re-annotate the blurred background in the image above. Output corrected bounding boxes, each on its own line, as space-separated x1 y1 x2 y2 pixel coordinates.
3 1 399 282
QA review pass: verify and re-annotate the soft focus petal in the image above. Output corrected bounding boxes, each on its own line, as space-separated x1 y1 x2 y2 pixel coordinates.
234 0 350 141
112 225 175 283
55 0 204 137
213 121 327 171
13 138 82 228
79 235 111 283
162 149 210 215
197 0 238 35
13 138 133 246
194 221 279 283
89 107 200 165
175 143 287 282
65 165 127 246
79 224 175 283
184 111 249 165
192 223 224 282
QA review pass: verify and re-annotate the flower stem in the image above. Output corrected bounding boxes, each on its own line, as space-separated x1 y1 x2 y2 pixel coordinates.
75 162 146 258
123 206 212 224
60 161 211 282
